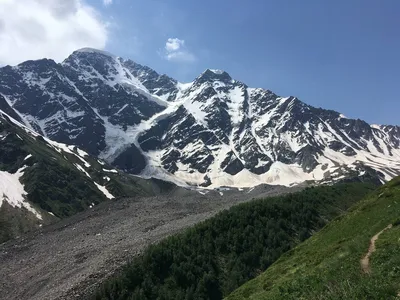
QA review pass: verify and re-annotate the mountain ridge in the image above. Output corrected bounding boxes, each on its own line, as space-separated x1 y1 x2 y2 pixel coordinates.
0 48 399 188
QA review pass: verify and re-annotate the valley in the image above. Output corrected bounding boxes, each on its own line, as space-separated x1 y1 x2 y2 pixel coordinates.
0 183 296 300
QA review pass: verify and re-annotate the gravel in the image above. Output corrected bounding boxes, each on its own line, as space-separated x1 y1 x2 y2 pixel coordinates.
0 184 300 300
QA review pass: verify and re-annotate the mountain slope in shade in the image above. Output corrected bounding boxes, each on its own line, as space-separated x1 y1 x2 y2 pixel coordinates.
0 102 176 242
0 49 399 188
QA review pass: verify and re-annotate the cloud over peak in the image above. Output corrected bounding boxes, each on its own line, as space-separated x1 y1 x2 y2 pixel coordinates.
0 0 109 66
164 37 196 63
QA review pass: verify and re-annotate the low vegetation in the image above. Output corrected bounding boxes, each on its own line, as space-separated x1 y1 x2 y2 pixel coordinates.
93 181 377 300
227 177 400 300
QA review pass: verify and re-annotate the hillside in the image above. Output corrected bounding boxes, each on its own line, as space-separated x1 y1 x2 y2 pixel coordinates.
93 181 377 300
227 176 400 300
0 108 176 243
0 49 399 188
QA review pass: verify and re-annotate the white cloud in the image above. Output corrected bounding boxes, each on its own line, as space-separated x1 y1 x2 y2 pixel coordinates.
103 0 113 6
0 0 109 66
165 51 196 63
164 37 196 63
165 38 184 52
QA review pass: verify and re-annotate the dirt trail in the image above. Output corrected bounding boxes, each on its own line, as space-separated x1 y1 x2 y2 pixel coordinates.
360 224 392 274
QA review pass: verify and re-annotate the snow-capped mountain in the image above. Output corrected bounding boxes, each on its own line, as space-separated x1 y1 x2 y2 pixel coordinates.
0 48 399 188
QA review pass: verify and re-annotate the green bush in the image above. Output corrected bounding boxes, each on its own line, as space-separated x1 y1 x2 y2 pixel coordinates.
93 182 376 300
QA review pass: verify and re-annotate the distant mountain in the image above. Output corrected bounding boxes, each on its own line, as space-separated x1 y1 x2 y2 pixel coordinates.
0 48 399 188
0 104 175 242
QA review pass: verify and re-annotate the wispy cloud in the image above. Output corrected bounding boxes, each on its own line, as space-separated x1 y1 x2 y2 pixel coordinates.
103 0 113 6
0 0 108 65
163 38 196 63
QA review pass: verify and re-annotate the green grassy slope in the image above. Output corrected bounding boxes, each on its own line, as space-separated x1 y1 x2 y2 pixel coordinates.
93 181 377 300
227 177 400 300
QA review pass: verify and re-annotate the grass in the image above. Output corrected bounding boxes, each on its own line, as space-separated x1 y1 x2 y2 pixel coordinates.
227 176 400 300
93 181 377 300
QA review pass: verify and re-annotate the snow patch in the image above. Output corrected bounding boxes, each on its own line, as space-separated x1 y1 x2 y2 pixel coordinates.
102 168 118 173
177 81 193 91
76 148 89 158
94 182 114 199
46 140 91 167
226 86 245 125
74 164 91 178
209 69 224 74
116 104 129 115
0 167 42 219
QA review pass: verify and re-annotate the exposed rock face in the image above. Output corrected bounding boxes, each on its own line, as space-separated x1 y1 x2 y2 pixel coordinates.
0 49 399 187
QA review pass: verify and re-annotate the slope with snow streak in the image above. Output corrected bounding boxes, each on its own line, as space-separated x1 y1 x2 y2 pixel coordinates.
0 109 116 221
0 167 42 219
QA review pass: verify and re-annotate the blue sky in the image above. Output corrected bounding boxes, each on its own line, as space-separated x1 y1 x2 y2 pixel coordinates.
89 0 400 125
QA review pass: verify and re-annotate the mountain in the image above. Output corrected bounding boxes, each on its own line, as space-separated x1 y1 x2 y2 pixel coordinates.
227 176 400 300
0 105 176 242
0 48 399 188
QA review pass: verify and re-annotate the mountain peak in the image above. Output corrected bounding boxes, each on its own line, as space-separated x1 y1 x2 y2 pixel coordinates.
195 68 233 84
